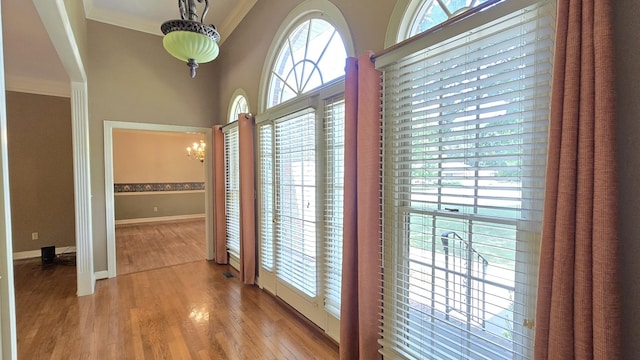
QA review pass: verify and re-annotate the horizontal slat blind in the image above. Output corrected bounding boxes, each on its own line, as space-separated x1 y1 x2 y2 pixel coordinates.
259 123 274 270
275 108 317 297
323 96 345 317
380 1 555 359
223 126 240 259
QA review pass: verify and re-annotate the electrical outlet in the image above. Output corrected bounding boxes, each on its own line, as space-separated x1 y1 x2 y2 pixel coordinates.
153 206 158 212
31 232 38 240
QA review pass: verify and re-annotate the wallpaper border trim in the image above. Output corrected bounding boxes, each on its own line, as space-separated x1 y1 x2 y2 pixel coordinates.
114 182 205 193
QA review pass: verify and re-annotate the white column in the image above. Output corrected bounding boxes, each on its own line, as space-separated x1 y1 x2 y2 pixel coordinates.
72 82 95 296
0 3 17 358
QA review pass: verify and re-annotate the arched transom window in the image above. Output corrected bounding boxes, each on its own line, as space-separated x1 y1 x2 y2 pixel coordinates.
267 18 347 108
229 95 249 123
408 0 489 37
257 1 352 341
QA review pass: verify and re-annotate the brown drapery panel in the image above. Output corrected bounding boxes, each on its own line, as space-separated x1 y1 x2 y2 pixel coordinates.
340 52 382 360
238 113 256 285
534 0 620 358
212 117 256 284
212 125 227 264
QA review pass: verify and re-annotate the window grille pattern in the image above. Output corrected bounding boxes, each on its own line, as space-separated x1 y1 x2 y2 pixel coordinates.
230 95 249 123
408 0 490 37
267 19 347 108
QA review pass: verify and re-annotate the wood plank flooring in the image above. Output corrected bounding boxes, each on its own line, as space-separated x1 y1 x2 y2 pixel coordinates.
116 220 206 275
14 259 339 359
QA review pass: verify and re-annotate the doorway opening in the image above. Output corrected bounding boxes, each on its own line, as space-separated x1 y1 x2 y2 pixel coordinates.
104 121 214 278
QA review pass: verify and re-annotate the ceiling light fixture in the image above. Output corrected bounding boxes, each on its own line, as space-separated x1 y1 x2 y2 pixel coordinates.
161 0 220 78
187 139 206 163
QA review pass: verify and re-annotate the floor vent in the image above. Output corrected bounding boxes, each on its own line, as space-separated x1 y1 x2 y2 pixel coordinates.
222 271 234 278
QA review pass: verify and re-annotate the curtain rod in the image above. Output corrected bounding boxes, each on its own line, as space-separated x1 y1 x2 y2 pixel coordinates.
372 0 504 63
220 112 253 131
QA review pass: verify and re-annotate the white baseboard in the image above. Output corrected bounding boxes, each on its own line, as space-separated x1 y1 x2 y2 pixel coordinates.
95 271 109 280
229 254 240 272
115 214 205 226
13 246 77 260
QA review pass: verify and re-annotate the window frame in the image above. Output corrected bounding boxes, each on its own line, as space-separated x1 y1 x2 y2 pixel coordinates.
258 0 355 113
256 81 346 340
255 1 354 342
266 17 347 109
228 89 251 123
222 123 241 265
378 0 555 358
385 0 501 48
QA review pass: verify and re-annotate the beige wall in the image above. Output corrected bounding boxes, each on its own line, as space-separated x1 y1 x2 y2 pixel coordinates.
614 0 640 358
87 20 218 271
113 130 204 183
6 92 75 253
84 0 394 272
113 130 205 221
115 193 204 221
211 0 396 123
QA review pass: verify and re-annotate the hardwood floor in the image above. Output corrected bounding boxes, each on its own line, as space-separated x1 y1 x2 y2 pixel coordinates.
116 219 206 275
14 259 339 359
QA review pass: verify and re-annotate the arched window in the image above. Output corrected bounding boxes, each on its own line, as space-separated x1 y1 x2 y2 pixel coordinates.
256 0 353 342
386 0 491 45
223 90 250 267
266 18 347 109
228 93 249 123
408 0 489 36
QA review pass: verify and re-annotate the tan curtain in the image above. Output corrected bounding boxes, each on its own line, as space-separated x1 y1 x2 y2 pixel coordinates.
340 52 382 360
212 125 227 264
534 0 620 358
238 114 257 285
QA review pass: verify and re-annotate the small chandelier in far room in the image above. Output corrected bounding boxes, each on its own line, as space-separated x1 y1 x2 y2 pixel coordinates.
187 140 206 162
161 0 220 78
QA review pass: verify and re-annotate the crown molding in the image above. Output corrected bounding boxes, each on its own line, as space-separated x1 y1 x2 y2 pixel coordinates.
85 5 163 36
82 0 93 19
5 75 70 98
217 0 258 45
82 0 257 45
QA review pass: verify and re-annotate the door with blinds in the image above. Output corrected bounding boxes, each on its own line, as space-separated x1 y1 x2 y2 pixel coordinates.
274 108 321 324
222 124 241 269
257 90 345 340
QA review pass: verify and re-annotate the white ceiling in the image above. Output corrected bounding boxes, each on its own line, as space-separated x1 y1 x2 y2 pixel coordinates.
83 0 257 41
1 0 257 88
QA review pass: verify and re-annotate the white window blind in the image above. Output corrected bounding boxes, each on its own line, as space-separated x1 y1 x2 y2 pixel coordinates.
379 1 555 359
323 96 345 317
259 123 274 270
223 126 240 259
275 108 317 297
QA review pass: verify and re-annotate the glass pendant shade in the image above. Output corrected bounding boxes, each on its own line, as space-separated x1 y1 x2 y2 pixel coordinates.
161 0 220 78
163 30 219 63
